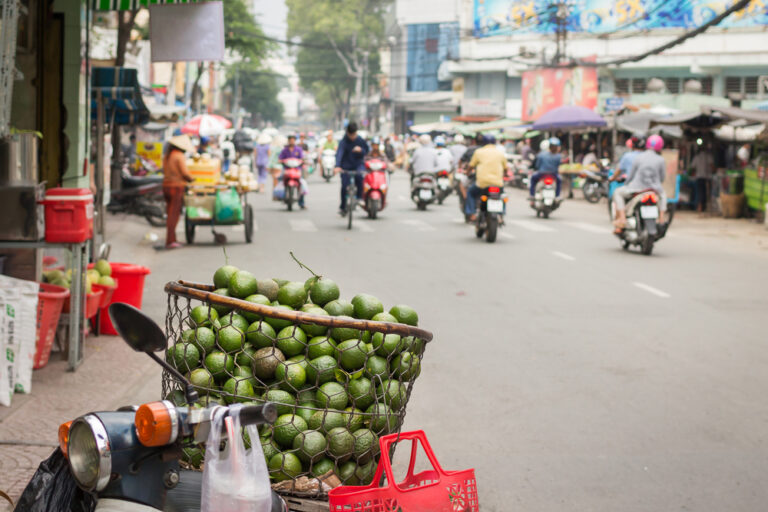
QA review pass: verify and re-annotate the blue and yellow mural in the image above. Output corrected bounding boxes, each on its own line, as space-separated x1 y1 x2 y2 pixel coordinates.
473 0 768 36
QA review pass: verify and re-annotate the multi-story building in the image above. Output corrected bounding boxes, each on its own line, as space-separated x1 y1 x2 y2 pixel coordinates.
387 0 768 132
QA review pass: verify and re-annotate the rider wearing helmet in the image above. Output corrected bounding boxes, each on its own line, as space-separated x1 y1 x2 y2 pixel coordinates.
465 134 507 220
612 134 667 232
450 134 467 168
434 135 454 172
529 137 563 200
613 136 643 181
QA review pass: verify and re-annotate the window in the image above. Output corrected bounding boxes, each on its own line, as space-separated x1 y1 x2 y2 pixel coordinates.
701 77 713 95
631 78 646 94
745 76 759 95
725 76 742 95
614 78 630 94
664 77 680 94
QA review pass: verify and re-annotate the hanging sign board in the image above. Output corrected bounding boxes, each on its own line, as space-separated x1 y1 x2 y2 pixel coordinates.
149 2 225 62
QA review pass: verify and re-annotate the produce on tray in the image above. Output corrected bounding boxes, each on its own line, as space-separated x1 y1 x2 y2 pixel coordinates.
164 262 429 491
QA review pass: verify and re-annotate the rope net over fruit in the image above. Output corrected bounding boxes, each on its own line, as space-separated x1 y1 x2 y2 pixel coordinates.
163 279 432 497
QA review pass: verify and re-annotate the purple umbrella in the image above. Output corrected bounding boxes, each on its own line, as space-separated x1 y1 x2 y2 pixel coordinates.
532 105 607 131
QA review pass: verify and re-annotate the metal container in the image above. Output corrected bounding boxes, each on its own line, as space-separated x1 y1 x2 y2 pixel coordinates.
0 133 39 185
0 184 45 241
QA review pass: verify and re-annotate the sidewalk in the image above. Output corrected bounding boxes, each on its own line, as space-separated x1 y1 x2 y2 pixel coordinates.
0 215 168 510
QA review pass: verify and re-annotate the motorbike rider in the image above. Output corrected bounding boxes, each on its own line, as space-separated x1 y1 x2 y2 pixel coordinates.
320 130 338 169
465 135 507 221
368 136 388 162
612 134 667 232
612 136 642 182
529 137 563 201
434 136 454 172
279 134 307 209
410 134 439 180
334 122 369 214
449 134 468 168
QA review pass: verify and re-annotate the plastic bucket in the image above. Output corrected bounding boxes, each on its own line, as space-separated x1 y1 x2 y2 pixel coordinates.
35 283 70 369
62 289 104 319
92 281 117 309
99 263 151 335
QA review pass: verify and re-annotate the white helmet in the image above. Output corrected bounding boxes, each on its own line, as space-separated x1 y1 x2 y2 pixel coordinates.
539 139 550 152
453 134 465 144
419 134 432 146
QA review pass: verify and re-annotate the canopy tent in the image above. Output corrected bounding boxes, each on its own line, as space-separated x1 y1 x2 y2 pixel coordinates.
532 106 606 131
454 118 524 135
146 101 186 123
650 111 725 132
93 0 202 9
613 112 683 138
91 67 149 126
408 121 458 134
700 105 768 125
713 123 765 142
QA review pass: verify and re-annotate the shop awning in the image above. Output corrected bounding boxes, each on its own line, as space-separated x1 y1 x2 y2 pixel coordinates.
650 111 724 131
93 0 201 10
91 67 150 126
700 105 768 125
145 101 186 122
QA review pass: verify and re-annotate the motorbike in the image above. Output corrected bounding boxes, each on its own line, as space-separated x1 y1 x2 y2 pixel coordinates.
531 175 561 219
474 186 506 243
107 170 166 227
580 168 610 203
507 160 531 190
321 149 336 182
612 189 670 256
435 169 452 204
453 170 470 222
362 158 388 219
305 151 317 175
411 172 437 211
15 302 285 512
281 157 303 211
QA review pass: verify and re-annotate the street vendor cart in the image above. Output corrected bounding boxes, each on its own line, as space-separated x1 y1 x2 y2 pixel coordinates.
184 183 254 244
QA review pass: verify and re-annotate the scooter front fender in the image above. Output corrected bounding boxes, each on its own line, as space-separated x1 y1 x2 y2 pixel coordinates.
645 219 658 236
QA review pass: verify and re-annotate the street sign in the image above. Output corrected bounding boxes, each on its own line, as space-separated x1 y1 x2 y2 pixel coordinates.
605 97 624 112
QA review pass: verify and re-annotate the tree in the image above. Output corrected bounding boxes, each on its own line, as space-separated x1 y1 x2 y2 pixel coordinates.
287 0 389 123
228 65 284 126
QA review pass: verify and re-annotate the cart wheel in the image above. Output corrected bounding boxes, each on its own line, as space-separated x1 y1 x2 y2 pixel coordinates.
244 205 254 244
185 216 195 244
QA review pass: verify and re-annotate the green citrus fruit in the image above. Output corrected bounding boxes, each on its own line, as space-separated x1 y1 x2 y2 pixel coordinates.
246 321 276 349
268 452 303 481
347 377 375 410
292 429 328 463
275 360 307 391
323 299 354 317
309 278 340 306
273 414 308 448
299 307 329 336
190 305 218 327
264 305 294 331
308 410 346 434
351 294 384 320
326 427 354 461
251 347 286 380
228 270 259 299
275 326 308 357
335 339 367 371
222 377 255 403
336 460 358 484
308 336 337 360
392 352 421 380
375 380 406 411
217 325 245 353
188 368 215 395
217 312 249 332
263 389 296 416
352 428 379 463
213 265 239 289
204 351 235 381
344 407 364 432
371 312 398 323
389 304 419 326
306 355 338 385
256 279 280 301
189 327 216 355
240 294 271 322
366 403 398 434
316 382 349 410
371 332 401 357
167 342 200 373
211 288 232 316
364 356 389 381
277 281 308 309
310 458 335 477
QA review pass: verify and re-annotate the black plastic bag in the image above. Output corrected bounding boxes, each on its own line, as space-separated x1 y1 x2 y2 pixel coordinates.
13 448 96 512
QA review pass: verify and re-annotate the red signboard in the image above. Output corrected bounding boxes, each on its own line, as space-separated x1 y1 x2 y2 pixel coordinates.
521 66 599 122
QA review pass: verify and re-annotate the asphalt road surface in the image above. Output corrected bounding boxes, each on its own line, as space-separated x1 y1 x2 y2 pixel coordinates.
128 170 768 511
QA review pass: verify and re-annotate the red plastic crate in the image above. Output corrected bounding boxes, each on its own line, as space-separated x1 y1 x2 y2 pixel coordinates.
41 188 93 243
35 283 69 369
329 430 478 512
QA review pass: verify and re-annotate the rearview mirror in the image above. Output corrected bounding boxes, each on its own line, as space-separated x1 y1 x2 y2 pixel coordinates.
108 303 166 353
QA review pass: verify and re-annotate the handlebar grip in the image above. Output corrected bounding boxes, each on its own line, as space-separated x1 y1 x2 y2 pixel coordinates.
237 402 278 427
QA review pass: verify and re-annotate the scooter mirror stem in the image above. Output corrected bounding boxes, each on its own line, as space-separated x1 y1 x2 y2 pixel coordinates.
147 352 200 404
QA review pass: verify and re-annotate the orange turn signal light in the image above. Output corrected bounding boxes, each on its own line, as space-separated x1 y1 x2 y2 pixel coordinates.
503 197 509 203
135 401 177 447
480 195 488 201
58 421 72 458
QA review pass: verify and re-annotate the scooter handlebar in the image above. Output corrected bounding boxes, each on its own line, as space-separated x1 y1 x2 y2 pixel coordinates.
237 403 278 428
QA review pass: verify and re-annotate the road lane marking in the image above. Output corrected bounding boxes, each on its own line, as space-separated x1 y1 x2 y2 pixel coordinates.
506 219 557 233
552 251 575 261
398 195 407 201
401 219 435 232
289 219 318 232
566 221 608 234
500 232 516 240
452 217 465 224
633 282 671 298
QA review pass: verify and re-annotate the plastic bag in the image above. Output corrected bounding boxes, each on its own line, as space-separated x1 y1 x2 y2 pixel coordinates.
201 406 272 512
0 275 39 405
214 187 243 223
13 448 96 512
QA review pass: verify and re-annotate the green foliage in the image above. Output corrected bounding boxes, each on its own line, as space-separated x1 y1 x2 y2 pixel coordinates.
227 65 284 125
223 0 270 64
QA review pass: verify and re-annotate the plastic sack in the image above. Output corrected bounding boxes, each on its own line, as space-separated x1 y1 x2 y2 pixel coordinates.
214 187 243 223
0 275 39 406
201 406 272 512
13 448 96 512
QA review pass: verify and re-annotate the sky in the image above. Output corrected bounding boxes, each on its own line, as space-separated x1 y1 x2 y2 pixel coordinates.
251 0 288 40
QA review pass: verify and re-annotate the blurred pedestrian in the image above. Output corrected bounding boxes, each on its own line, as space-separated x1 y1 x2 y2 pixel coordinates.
162 135 195 249
691 144 715 212
268 135 285 191
255 133 271 193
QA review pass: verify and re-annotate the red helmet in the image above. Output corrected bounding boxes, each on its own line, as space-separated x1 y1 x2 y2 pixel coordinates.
646 134 664 152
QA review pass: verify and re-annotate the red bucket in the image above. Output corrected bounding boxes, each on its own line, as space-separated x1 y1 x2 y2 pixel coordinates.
98 263 151 335
329 430 478 512
35 283 70 369
62 288 104 319
92 281 117 309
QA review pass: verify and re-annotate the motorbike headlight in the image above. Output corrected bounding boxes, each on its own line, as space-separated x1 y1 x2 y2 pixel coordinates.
68 415 111 492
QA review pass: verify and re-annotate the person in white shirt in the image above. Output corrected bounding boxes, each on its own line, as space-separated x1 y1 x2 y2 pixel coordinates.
434 136 454 171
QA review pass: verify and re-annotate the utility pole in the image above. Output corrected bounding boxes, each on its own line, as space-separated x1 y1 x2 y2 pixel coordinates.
233 66 240 128
553 0 568 65
362 50 370 125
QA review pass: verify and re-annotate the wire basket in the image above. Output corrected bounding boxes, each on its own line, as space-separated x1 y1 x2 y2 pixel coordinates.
163 280 434 498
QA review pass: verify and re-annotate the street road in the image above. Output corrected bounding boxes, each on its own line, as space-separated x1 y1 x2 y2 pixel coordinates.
115 171 768 510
